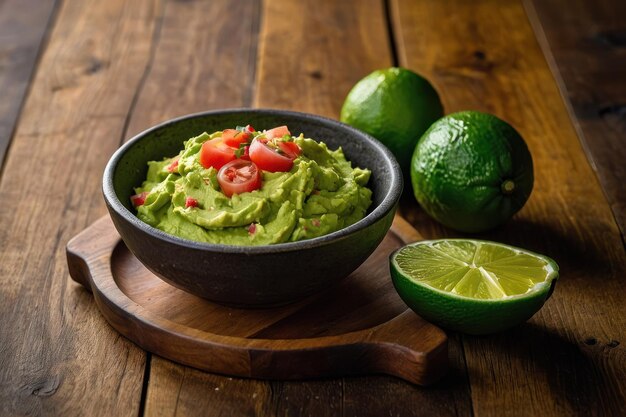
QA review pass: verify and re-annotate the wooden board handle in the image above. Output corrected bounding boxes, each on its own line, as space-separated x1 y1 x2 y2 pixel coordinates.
66 244 91 290
66 216 120 290
365 310 448 385
248 310 448 385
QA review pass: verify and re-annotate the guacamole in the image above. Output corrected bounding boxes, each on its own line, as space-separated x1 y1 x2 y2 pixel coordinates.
133 126 372 245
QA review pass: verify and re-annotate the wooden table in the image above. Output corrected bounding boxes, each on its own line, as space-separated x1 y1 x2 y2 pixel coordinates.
1 0 625 416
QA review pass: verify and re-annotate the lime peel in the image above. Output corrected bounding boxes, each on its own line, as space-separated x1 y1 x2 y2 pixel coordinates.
410 111 534 233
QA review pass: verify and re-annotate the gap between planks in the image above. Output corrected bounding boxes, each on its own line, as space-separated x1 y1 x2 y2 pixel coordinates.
0 0 60 180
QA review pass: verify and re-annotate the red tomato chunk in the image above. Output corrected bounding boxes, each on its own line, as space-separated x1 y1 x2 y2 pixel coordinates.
131 191 149 206
185 197 198 208
217 159 262 197
249 139 295 172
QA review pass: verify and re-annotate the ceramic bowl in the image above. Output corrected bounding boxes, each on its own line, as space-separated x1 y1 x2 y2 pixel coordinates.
103 109 402 307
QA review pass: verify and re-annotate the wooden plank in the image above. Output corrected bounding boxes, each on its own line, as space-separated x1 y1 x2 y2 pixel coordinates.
254 0 473 416
0 0 161 415
126 1 269 415
254 0 393 118
144 360 273 417
124 0 260 139
391 0 626 416
524 0 626 243
0 0 57 171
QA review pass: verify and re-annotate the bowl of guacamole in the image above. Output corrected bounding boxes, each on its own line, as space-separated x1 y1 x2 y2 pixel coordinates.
103 109 402 307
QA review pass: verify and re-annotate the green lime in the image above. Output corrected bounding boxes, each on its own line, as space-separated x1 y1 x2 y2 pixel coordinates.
390 239 558 335
340 67 444 173
411 111 533 233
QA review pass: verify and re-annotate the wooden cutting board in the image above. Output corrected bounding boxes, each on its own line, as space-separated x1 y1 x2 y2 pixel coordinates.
66 215 448 386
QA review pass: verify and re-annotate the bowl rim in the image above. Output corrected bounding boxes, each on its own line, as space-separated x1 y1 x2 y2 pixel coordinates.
103 108 403 254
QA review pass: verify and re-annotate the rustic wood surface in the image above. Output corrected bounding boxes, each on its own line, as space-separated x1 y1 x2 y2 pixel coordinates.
0 0 159 415
391 1 626 416
0 0 57 167
0 0 624 416
524 0 626 244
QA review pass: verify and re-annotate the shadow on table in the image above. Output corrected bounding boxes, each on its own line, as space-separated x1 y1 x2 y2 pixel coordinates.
481 218 613 279
459 322 620 417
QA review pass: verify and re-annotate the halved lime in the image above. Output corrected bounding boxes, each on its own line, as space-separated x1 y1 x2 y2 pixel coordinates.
390 239 559 335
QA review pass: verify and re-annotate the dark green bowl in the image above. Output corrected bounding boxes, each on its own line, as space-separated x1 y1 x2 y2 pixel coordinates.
103 109 402 308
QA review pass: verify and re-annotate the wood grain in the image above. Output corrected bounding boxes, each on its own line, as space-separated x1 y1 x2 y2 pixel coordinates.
0 0 57 170
391 0 626 416
524 0 626 243
0 0 161 415
115 1 267 415
254 0 394 118
252 1 475 416
125 0 261 139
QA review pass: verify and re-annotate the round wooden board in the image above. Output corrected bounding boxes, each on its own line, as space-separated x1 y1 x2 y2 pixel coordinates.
66 216 448 385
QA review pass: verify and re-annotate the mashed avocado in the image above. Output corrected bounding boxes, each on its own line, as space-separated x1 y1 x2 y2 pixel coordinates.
134 130 372 245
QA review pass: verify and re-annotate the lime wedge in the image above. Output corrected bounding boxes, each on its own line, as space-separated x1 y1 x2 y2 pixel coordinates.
390 240 559 335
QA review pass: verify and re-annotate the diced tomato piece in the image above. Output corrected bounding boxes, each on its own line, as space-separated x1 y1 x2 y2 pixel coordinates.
199 138 237 170
248 223 257 235
245 124 255 133
185 197 198 208
131 191 149 207
217 159 262 197
264 125 290 140
167 158 179 173
278 141 301 159
221 129 251 148
249 138 295 172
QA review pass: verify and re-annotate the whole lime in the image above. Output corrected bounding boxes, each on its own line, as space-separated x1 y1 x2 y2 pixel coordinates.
411 111 534 233
340 67 444 173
